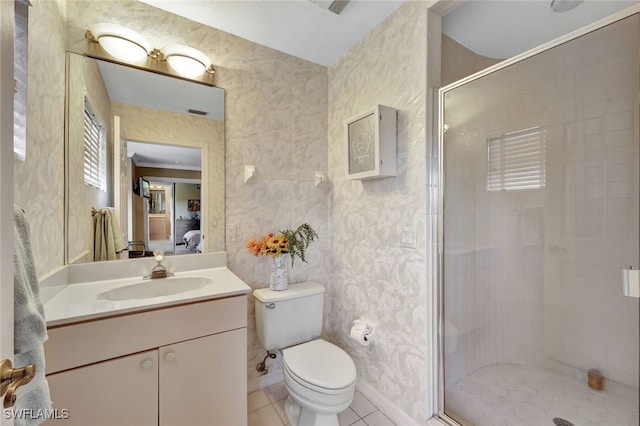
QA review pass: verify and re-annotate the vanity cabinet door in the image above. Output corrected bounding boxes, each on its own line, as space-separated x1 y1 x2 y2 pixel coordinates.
159 328 247 426
45 350 159 426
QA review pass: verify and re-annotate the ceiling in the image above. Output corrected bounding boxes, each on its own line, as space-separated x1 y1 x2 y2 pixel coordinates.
95 61 218 171
140 0 406 66
443 0 639 59
119 0 639 167
141 0 639 65
97 60 224 121
127 141 202 171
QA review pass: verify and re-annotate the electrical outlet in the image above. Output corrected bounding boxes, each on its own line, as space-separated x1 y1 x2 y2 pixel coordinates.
226 224 237 241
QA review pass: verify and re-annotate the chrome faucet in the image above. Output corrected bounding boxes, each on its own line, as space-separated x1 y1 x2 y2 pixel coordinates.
145 251 174 279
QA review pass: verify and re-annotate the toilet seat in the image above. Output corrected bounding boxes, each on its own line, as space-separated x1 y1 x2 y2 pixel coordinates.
283 339 356 394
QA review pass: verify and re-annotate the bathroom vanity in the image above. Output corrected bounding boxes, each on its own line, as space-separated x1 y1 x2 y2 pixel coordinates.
41 258 250 426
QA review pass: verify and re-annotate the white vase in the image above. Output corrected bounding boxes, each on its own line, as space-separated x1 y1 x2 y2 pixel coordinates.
270 254 288 291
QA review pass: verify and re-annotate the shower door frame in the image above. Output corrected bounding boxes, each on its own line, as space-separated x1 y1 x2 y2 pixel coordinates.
434 4 640 424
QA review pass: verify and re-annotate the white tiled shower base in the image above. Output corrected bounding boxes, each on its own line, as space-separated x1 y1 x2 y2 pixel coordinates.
445 364 639 426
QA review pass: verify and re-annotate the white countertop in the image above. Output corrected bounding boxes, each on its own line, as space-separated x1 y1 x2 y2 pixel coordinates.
44 267 251 327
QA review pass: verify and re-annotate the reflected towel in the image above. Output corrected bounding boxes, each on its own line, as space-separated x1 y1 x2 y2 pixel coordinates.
93 207 127 261
14 205 51 425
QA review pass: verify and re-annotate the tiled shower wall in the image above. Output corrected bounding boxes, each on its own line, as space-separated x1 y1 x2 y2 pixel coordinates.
444 15 639 389
542 16 640 388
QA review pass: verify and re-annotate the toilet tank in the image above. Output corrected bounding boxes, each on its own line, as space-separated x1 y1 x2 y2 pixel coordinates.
253 281 325 351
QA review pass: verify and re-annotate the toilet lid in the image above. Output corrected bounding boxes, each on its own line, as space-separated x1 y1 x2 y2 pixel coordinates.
283 339 356 390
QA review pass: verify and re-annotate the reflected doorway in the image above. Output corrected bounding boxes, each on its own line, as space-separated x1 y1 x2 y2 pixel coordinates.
127 141 202 257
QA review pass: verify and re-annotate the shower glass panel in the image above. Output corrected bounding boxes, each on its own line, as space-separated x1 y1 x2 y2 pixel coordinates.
442 15 639 426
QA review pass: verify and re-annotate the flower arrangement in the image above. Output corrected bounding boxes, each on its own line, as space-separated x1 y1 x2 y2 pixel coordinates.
246 223 318 266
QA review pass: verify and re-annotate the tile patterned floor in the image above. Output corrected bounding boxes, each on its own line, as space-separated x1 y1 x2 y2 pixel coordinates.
248 381 396 426
445 364 640 426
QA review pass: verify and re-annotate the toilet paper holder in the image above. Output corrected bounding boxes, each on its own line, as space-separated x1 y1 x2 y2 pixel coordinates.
352 319 375 343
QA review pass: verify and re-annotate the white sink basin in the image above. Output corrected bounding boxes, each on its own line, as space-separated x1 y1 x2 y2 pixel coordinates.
97 277 211 301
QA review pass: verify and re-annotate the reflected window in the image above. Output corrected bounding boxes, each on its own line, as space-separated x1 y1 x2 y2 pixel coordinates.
83 98 107 191
487 126 546 191
14 0 30 161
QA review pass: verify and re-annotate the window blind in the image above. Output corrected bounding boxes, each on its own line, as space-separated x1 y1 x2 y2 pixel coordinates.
83 100 106 191
13 0 29 161
487 126 546 191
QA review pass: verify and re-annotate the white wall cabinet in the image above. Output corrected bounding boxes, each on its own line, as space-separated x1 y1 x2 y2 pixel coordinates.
344 104 397 180
44 296 248 426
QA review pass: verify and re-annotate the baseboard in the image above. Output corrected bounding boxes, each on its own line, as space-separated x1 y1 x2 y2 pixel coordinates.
426 416 449 425
248 370 284 393
356 379 420 426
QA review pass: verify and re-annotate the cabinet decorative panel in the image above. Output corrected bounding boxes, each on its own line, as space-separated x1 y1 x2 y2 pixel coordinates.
160 329 247 426
45 350 158 426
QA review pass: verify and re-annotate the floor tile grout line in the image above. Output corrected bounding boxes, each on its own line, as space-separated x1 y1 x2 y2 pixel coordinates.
248 383 396 426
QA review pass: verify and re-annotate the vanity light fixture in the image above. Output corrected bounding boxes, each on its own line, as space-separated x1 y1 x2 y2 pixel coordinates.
86 23 152 62
85 25 217 86
163 44 215 78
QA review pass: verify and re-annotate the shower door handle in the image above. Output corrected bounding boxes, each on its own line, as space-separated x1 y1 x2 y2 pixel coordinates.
622 267 640 298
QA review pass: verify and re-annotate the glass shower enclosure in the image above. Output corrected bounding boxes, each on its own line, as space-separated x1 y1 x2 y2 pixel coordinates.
440 14 640 426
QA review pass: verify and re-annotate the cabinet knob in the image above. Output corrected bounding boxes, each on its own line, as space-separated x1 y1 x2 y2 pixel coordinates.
164 352 176 362
141 360 153 370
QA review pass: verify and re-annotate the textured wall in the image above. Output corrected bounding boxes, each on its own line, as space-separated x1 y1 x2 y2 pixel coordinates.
327 2 430 422
14 0 66 278
66 53 112 263
65 0 329 386
48 1 429 416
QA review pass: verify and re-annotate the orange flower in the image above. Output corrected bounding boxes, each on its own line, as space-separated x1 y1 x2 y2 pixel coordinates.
247 232 290 258
245 238 263 256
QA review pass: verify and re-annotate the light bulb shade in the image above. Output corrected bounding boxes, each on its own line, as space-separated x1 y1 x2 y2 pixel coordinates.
90 23 152 62
164 44 213 78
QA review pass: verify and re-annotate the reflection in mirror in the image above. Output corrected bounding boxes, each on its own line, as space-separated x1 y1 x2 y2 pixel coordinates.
128 141 203 256
65 52 225 264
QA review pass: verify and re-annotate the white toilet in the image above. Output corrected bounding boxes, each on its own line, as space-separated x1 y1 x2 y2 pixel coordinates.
253 281 356 426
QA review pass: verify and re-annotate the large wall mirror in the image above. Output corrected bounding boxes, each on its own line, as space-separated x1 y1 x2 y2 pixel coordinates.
65 52 225 264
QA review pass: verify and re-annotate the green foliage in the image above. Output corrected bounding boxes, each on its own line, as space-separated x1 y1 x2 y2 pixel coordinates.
281 223 318 267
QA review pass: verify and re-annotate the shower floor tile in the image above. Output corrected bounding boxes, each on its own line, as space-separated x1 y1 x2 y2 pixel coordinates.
445 364 639 426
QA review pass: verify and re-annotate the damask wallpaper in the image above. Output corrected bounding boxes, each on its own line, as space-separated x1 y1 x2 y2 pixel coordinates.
22 1 434 422
65 0 329 392
14 0 66 279
66 53 112 264
327 2 431 422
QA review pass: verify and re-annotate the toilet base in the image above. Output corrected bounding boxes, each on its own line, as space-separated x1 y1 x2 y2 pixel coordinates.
284 395 339 426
